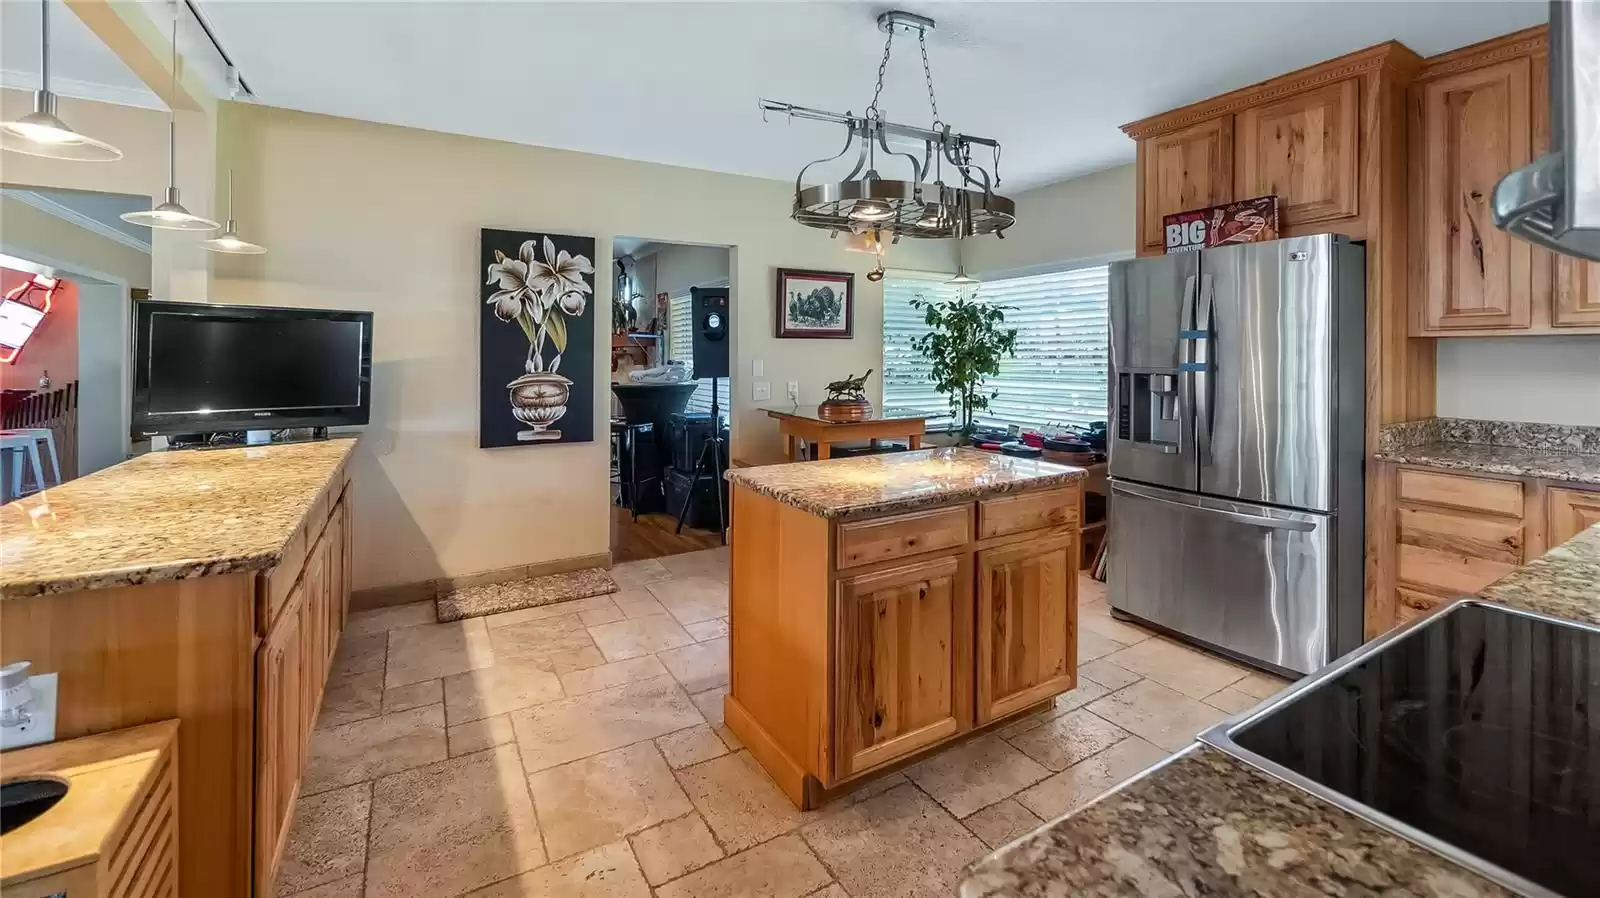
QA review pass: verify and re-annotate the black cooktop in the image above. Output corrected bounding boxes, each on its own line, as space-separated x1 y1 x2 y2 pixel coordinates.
1228 602 1600 897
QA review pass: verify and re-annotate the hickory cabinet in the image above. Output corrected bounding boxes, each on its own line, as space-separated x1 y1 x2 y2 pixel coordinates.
1410 28 1600 335
834 555 970 780
1137 118 1234 254
1372 464 1600 634
256 491 352 897
976 534 1078 724
1548 487 1600 547
726 479 1082 810
1124 46 1395 257
1235 78 1361 228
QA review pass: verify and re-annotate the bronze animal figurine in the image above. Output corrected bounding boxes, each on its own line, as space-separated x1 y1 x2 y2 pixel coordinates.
824 369 873 402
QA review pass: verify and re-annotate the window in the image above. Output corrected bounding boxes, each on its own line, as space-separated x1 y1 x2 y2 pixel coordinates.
666 292 719 415
882 265 1111 431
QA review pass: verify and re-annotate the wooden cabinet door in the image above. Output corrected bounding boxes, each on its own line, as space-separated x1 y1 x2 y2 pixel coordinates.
1236 79 1359 227
254 586 304 897
1554 256 1600 326
975 534 1077 724
834 555 971 779
1547 488 1600 547
1139 118 1234 253
331 498 352 630
299 532 333 735
1418 58 1534 330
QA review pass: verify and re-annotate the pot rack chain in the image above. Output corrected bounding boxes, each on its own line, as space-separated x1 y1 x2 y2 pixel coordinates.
863 20 946 134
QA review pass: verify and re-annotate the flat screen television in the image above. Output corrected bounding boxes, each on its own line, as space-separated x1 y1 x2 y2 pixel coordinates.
131 300 373 438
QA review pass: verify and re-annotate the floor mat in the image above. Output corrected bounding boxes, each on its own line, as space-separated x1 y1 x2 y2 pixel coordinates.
436 567 619 622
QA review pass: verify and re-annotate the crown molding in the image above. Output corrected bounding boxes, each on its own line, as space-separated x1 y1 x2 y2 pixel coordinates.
1415 26 1547 82
0 68 164 111
3 190 153 254
1120 40 1423 141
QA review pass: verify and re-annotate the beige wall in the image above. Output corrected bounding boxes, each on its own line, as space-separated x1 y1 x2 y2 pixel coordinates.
0 88 213 301
212 102 955 590
963 164 1136 276
0 196 152 289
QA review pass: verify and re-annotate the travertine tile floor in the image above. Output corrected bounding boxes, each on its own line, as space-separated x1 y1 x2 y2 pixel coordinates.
279 547 1289 898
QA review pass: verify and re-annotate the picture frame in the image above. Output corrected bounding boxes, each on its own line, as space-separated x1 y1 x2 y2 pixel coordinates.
775 268 854 339
479 228 596 448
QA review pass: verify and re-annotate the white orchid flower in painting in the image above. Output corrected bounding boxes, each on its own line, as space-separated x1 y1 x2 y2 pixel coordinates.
527 236 594 310
558 292 587 316
484 243 540 322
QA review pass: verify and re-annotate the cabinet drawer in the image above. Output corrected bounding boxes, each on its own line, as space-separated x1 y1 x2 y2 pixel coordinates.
1396 469 1523 517
836 506 970 570
1397 507 1523 565
1396 587 1447 623
1397 543 1517 596
977 487 1079 540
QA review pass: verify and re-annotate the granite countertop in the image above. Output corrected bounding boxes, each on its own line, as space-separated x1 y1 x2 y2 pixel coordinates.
1375 417 1600 485
0 439 357 599
962 747 1514 898
962 517 1600 898
724 447 1085 518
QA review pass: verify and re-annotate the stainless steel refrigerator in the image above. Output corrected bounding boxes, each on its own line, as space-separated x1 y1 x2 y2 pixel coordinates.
1107 234 1366 676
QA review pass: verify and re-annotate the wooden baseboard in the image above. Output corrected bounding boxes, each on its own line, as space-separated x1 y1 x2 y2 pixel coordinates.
350 551 614 613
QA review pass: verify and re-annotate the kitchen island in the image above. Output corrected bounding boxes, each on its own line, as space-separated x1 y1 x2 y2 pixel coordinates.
723 448 1086 809
960 521 1600 898
0 439 357 898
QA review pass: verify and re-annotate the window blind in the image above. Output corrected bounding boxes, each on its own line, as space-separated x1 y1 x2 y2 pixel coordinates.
666 293 716 415
882 272 961 418
882 265 1111 432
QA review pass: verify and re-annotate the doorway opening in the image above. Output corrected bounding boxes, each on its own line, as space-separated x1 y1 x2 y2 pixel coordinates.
0 185 151 500
609 237 733 563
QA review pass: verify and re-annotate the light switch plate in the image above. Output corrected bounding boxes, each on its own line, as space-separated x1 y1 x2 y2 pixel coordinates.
0 672 58 750
753 381 771 401
752 359 765 378
787 381 800 402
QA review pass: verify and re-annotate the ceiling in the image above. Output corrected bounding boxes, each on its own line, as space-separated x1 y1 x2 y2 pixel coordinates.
12 1 1549 191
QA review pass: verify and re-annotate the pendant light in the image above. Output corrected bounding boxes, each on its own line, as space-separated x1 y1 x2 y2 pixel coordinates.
200 170 266 254
0 0 123 161
946 234 978 288
121 4 219 231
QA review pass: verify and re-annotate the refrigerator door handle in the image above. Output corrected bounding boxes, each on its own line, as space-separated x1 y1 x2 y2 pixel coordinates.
1111 481 1316 532
1193 273 1216 460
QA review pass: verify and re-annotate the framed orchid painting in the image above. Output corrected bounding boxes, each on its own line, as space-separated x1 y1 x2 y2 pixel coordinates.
479 228 596 448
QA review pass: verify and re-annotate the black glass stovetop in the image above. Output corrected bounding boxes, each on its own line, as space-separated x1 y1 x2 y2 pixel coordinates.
1227 602 1600 897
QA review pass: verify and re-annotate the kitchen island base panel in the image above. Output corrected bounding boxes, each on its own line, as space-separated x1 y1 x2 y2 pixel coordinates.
725 691 1055 811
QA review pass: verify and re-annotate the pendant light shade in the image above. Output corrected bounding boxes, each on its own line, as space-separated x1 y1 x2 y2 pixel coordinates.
123 185 219 230
946 265 979 287
122 4 218 231
201 171 266 254
0 1 122 162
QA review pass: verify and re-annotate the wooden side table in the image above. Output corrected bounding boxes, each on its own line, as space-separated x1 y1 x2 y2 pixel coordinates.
764 407 930 461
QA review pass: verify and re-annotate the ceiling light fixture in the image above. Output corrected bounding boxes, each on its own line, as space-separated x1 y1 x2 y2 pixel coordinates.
201 170 266 254
760 10 1014 241
122 4 219 231
0 0 123 161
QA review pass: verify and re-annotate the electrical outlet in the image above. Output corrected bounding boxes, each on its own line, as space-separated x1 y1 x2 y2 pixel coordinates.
753 381 771 401
786 381 800 402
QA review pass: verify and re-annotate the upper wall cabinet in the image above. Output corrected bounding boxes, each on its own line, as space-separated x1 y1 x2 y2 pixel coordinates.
1415 59 1533 331
1409 28 1600 336
1137 119 1234 254
1236 79 1361 228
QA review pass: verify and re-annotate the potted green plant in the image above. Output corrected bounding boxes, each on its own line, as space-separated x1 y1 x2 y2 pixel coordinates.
909 290 1018 439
